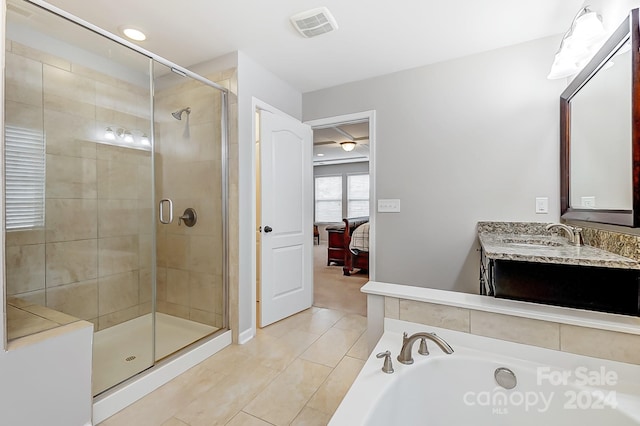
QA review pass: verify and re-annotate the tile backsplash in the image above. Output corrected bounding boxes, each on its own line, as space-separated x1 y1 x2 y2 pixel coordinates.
580 226 640 261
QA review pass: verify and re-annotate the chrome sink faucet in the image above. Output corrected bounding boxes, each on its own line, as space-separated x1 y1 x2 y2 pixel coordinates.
397 332 454 365
546 223 583 247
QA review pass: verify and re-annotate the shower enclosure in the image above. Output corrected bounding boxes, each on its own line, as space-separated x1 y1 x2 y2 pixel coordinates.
4 0 228 395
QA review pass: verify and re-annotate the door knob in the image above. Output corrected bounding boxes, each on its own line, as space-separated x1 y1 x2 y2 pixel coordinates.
264 225 273 233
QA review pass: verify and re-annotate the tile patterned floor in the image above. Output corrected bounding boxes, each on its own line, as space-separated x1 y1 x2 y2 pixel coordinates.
100 307 368 426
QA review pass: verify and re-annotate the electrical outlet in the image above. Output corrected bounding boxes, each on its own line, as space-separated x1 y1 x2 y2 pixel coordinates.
581 196 596 208
535 197 548 214
378 199 401 213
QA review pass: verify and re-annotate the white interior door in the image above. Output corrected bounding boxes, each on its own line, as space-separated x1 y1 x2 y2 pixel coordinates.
259 110 313 327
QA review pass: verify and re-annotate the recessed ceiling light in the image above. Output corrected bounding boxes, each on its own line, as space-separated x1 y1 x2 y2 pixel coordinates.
317 153 325 157
120 26 147 41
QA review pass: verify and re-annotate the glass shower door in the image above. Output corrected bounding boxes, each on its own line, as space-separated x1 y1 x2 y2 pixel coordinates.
4 0 155 395
152 62 226 359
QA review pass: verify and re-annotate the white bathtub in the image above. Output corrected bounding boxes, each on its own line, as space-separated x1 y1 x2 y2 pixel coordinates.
330 319 640 425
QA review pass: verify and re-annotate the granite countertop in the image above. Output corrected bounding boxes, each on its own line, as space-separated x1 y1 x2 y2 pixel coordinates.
478 222 640 270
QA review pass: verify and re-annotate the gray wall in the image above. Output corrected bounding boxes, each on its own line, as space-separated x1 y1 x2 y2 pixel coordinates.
303 36 568 293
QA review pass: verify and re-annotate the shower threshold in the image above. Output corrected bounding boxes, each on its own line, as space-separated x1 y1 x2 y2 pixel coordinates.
93 312 218 395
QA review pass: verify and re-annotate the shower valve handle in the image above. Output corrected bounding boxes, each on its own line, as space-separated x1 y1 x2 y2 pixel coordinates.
178 208 197 227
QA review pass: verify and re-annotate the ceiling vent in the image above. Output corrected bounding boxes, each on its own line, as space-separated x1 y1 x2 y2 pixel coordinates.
290 7 338 38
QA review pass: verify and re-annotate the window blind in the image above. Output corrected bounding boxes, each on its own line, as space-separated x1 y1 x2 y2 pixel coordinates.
347 174 369 217
5 125 46 230
315 175 342 222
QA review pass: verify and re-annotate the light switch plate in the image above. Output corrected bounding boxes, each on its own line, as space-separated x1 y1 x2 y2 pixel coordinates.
378 199 401 213
535 197 549 214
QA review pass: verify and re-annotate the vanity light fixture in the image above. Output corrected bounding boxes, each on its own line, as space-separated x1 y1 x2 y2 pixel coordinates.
104 126 151 149
113 128 134 143
340 141 356 152
120 26 147 42
547 7 606 79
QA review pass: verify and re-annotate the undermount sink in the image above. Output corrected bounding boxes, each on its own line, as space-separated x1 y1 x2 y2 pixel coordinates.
507 242 557 249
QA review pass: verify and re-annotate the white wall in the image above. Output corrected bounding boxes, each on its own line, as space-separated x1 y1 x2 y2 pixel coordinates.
0 324 93 426
589 0 640 30
303 36 568 293
236 51 302 339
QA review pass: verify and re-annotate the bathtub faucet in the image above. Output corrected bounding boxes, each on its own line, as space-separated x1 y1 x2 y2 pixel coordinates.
397 332 454 365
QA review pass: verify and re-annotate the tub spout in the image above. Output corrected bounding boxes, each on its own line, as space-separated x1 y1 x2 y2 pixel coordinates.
397 332 454 365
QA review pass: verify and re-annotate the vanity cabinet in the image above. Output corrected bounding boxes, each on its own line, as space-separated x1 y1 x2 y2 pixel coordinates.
480 249 640 316
477 222 640 316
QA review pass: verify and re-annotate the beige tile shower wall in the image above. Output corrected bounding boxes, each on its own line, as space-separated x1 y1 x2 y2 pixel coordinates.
5 41 152 331
227 69 239 342
154 69 231 329
384 297 640 365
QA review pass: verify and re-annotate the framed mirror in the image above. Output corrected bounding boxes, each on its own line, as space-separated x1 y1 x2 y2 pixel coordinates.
560 9 640 227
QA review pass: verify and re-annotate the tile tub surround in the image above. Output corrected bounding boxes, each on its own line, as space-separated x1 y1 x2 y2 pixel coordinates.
98 307 367 425
477 221 640 269
364 281 640 365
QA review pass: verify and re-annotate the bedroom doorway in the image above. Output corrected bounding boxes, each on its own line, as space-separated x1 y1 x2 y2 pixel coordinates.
305 111 376 317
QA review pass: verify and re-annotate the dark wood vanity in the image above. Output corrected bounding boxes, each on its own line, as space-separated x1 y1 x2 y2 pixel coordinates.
482 256 640 316
478 222 640 316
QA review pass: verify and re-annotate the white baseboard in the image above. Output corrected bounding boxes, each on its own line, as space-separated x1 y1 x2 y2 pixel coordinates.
237 327 254 344
93 330 232 424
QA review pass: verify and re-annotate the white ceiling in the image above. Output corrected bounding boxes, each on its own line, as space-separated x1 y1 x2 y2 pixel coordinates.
41 0 584 93
313 122 369 165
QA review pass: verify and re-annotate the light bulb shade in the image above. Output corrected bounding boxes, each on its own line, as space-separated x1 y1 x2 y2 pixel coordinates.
572 11 605 43
547 51 581 79
104 127 116 140
547 7 606 80
123 131 134 143
340 141 356 152
141 134 150 146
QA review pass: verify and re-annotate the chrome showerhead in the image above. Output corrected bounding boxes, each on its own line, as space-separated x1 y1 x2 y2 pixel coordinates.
172 107 191 120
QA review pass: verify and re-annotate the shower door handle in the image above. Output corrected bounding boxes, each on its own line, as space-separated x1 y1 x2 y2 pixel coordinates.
159 198 174 224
